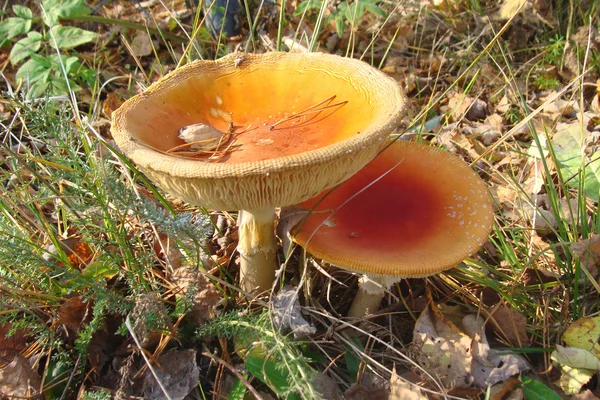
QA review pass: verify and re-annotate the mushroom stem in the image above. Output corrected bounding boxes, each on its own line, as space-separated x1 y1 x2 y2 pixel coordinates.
347 275 400 318
237 208 278 293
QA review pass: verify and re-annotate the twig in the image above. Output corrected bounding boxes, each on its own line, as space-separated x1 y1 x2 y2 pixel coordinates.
269 95 348 130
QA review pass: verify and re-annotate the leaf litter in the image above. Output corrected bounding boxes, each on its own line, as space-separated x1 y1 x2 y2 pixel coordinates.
412 299 529 390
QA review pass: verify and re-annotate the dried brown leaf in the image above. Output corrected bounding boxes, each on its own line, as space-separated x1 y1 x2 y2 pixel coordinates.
446 92 489 122
102 92 124 117
130 294 171 348
489 304 530 347
130 30 154 57
570 235 600 279
170 267 221 326
0 323 28 367
344 383 389 400
57 297 89 336
0 355 41 398
412 302 472 388
488 377 522 400
573 389 600 400
143 349 199 400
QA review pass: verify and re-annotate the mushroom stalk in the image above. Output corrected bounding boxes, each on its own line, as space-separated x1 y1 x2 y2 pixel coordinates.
237 208 278 293
347 275 399 318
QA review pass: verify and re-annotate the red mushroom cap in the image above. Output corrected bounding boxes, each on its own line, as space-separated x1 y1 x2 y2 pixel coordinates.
292 140 494 277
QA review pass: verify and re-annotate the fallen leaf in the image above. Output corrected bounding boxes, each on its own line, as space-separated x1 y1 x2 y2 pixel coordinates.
102 92 124 117
463 314 530 388
563 315 600 357
389 367 427 400
129 294 171 348
0 355 42 398
130 30 154 57
488 377 522 400
446 92 489 122
0 323 28 367
270 286 316 339
570 235 600 278
57 297 89 337
412 303 529 390
344 383 389 400
552 116 600 201
552 345 600 370
313 373 343 400
496 0 527 19
488 303 530 347
555 364 595 395
170 267 222 326
47 236 94 271
143 349 199 400
554 315 600 394
494 0 555 25
412 302 473 388
574 389 600 400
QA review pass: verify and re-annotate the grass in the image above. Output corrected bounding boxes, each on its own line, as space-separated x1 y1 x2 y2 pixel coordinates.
1 0 600 398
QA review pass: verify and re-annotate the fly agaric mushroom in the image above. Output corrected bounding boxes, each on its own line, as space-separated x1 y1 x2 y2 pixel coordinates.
111 52 405 293
290 140 493 317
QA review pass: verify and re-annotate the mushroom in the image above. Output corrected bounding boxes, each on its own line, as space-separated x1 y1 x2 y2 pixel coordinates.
290 140 494 317
111 52 405 293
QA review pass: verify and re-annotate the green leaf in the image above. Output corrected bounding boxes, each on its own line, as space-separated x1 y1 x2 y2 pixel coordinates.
521 376 563 400
335 14 346 36
49 75 81 95
16 55 51 84
0 17 32 39
294 0 323 16
13 5 33 19
344 338 365 381
80 262 118 279
10 31 42 65
48 54 79 71
551 120 600 201
244 356 301 400
42 0 91 27
228 377 248 400
363 2 387 18
28 79 51 98
49 25 98 49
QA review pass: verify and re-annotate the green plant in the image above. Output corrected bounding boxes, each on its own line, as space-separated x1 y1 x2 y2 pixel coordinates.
0 94 212 396
0 0 98 97
533 74 561 90
197 311 321 399
294 0 386 36
544 34 566 66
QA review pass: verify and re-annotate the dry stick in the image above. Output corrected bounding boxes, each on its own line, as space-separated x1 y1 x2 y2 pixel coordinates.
269 95 348 130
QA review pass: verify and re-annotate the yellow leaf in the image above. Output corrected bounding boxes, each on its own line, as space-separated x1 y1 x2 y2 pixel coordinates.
563 316 600 358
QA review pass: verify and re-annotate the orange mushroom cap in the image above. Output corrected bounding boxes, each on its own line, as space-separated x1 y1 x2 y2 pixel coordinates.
292 140 494 277
111 52 406 212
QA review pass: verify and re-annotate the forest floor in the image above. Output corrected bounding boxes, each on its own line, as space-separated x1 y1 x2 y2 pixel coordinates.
1 0 600 399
